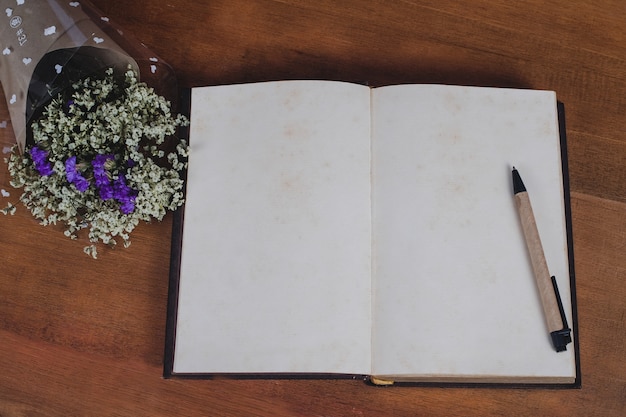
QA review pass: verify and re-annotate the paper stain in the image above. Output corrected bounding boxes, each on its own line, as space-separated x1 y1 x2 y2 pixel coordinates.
282 122 312 141
283 88 302 111
44 26 56 36
1 189 9 198
2 146 12 154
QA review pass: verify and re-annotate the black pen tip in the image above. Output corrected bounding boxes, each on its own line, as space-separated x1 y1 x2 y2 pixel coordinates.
512 167 526 194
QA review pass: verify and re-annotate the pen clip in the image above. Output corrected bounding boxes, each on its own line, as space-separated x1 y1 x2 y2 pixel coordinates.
550 276 572 352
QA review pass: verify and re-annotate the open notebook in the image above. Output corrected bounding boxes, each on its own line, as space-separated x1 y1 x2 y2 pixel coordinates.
164 81 579 386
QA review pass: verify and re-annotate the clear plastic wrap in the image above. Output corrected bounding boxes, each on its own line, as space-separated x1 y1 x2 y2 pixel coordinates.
0 0 177 151
1 0 188 257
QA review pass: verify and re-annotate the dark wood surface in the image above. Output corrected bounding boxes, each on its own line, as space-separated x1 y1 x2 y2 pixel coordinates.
1 1 625 415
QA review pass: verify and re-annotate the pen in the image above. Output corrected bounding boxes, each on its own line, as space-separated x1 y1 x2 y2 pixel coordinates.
512 167 572 352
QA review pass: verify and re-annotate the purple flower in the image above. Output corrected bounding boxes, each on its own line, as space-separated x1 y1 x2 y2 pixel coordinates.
29 146 54 176
73 176 90 192
92 154 114 188
112 174 137 214
65 156 90 192
112 175 129 199
119 199 135 215
98 183 114 200
90 154 137 214
92 153 114 168
65 156 78 182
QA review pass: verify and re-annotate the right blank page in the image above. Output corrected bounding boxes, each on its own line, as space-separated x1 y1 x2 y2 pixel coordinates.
370 85 576 382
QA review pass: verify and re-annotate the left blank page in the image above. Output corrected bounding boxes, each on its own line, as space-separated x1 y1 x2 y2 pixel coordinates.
173 81 372 374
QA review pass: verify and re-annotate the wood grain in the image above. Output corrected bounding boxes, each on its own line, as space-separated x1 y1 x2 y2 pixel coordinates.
515 190 565 334
1 1 625 415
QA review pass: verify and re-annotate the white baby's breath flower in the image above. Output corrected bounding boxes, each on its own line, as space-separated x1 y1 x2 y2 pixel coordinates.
7 67 189 258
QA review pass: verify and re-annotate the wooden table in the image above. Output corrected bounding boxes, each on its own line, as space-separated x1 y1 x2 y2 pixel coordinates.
1 1 624 415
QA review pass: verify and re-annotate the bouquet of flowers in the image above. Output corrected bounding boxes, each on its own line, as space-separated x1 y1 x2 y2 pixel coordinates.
1 0 189 258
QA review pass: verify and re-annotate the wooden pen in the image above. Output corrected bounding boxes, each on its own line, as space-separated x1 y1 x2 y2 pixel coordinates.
512 167 572 352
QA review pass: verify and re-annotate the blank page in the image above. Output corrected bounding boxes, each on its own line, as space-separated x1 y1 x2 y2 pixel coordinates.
173 81 372 374
371 85 576 382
